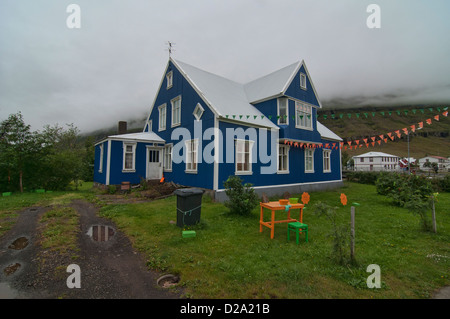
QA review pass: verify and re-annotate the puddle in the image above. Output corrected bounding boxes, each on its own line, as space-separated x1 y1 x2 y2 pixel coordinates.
87 225 115 242
8 237 29 250
3 263 21 276
0 282 18 299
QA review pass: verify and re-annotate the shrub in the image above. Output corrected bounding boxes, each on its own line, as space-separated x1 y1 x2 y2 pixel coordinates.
223 176 259 216
375 172 433 207
346 171 380 185
312 201 351 265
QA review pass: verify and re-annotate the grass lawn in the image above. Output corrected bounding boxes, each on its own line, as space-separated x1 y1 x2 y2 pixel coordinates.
98 182 450 299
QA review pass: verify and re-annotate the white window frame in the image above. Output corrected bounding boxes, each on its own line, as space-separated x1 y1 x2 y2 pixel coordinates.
323 149 331 173
166 71 173 89
163 144 173 172
98 144 104 173
193 103 204 121
305 148 314 173
171 96 181 127
146 119 152 132
235 139 254 175
122 142 136 172
300 72 307 90
277 97 289 125
185 139 198 173
295 101 312 130
158 104 167 131
278 144 290 174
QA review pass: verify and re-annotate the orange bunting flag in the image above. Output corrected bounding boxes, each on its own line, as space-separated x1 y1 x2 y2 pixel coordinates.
371 136 376 142
359 144 362 148
377 140 381 145
395 130 401 138
418 122 423 128
402 128 408 134
389 135 395 141
348 141 352 146
294 142 298 147
434 115 439 121
325 143 329 148
371 142 375 147
426 118 432 125
363 138 368 144
384 138 388 143
443 111 448 117
379 134 384 140
332 143 336 148
410 125 416 132
284 140 288 144
365 143 369 148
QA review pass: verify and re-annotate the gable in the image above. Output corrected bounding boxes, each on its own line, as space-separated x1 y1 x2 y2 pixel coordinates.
284 62 321 108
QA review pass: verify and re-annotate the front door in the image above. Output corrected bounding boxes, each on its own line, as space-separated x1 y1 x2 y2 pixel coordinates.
147 148 162 180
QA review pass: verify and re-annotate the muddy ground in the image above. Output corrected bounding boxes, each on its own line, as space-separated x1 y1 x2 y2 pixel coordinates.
0 199 181 299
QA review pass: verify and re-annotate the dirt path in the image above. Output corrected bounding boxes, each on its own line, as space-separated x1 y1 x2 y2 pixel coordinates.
0 200 181 299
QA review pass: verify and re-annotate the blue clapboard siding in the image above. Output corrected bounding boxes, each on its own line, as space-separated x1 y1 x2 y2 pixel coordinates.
144 60 216 189
284 64 320 107
217 120 341 190
93 141 108 185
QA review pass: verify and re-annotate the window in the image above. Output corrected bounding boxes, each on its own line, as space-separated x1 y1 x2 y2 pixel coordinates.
123 143 136 171
278 98 288 125
193 103 204 120
300 72 307 90
171 96 181 127
295 101 312 129
305 149 314 173
166 71 173 89
235 139 254 174
146 119 152 132
360 157 364 163
98 144 104 173
185 139 198 173
164 144 173 171
323 149 331 172
278 145 289 173
158 104 166 131
369 157 373 162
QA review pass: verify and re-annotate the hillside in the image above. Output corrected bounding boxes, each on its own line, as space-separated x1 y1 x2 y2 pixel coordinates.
318 104 450 159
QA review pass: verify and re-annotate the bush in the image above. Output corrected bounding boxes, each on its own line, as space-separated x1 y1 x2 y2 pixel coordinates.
223 176 259 216
346 171 380 185
375 172 433 207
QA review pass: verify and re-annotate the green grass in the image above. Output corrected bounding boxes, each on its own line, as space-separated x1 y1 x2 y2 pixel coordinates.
39 206 80 254
98 182 450 299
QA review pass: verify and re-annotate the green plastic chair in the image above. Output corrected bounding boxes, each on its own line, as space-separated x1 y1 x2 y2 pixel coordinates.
287 222 308 244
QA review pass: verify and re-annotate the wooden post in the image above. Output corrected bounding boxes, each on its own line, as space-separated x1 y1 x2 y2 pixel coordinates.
431 196 437 233
350 206 355 261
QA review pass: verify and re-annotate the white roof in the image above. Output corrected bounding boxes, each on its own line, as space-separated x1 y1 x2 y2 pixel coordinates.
244 61 300 103
316 121 342 141
173 59 278 129
353 152 399 158
107 132 165 143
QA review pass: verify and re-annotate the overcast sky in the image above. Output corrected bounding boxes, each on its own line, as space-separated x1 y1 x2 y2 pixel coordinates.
1 0 450 133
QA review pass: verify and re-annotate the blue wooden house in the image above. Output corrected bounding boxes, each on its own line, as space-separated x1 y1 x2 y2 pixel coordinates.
94 58 343 200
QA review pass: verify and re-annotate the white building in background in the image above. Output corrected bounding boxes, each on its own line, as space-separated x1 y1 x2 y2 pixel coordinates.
352 152 400 172
418 156 449 171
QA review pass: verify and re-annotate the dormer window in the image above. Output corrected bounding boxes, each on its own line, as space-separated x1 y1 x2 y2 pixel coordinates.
193 103 204 120
300 72 307 90
166 71 173 89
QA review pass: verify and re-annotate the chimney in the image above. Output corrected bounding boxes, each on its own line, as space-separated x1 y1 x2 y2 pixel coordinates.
118 121 127 135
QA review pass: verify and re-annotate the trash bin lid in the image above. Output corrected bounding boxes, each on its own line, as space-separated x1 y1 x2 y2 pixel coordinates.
174 188 204 197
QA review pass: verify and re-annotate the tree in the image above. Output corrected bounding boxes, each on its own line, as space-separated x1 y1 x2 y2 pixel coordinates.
0 112 40 192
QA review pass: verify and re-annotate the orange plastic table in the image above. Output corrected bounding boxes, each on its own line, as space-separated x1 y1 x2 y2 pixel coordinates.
259 201 304 239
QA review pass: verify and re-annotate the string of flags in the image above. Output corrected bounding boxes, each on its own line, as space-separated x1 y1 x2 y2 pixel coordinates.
342 110 448 151
317 106 448 120
280 109 448 151
224 106 448 122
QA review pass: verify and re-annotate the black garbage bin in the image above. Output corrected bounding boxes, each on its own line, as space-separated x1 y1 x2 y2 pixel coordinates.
174 188 204 228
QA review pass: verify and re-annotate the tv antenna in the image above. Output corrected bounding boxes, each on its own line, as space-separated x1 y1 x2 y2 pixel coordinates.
166 41 175 57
